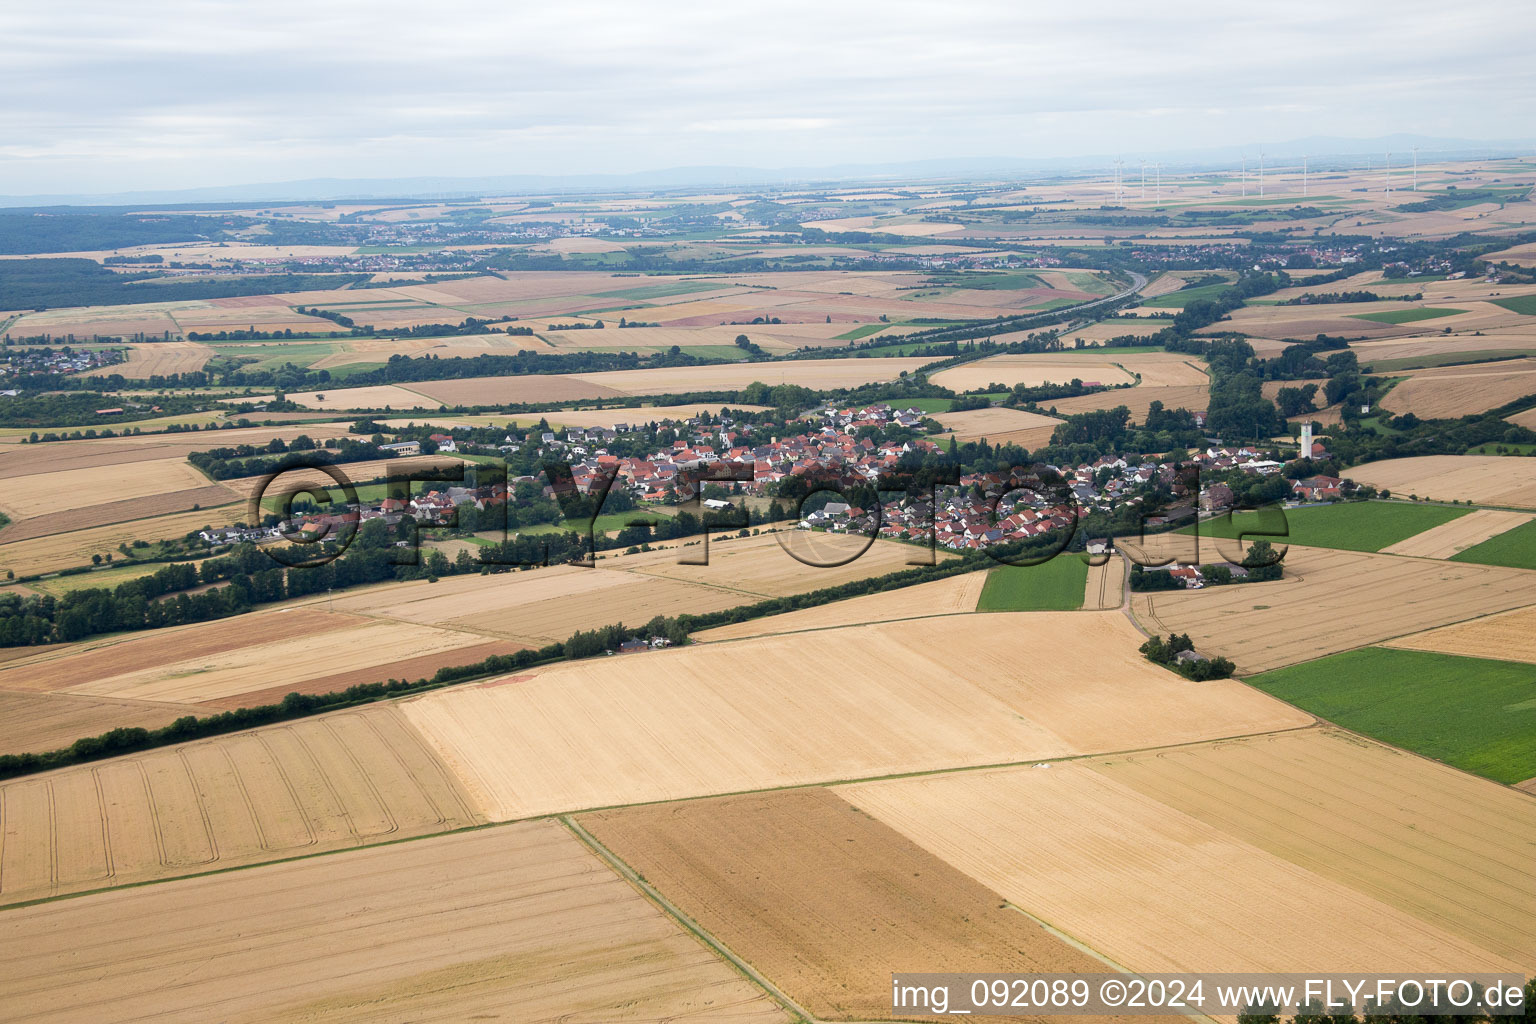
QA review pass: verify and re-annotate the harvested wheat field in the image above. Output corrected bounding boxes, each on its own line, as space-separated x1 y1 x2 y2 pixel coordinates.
615 530 940 597
403 374 626 406
842 759 1526 976
0 457 220 521
1083 557 1123 609
581 788 1125 1022
931 407 1062 448
694 572 986 643
1380 360 1536 419
224 455 469 499
0 609 370 695
0 423 356 481
399 612 1308 821
0 820 788 1024
567 357 931 397
0 691 200 756
1345 455 1536 508
0 704 481 905
930 356 1136 393
224 384 439 411
1380 508 1534 558
0 483 242 544
60 619 500 706
1093 728 1536 967
0 505 245 577
326 562 746 646
79 341 212 379
1041 383 1210 421
1383 604 1536 664
1132 545 1536 673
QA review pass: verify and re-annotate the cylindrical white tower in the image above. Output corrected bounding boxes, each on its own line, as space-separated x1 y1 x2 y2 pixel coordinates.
1300 423 1314 460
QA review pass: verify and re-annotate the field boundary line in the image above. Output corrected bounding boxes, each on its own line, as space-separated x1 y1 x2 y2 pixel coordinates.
559 814 819 1024
1000 902 1221 1024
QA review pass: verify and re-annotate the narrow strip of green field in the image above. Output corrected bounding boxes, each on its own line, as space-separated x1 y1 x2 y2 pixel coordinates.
1492 296 1536 316
1364 350 1536 373
1249 647 1536 783
1349 307 1466 324
1451 518 1536 570
593 280 724 302
1183 500 1469 552
976 556 1088 611
834 323 890 341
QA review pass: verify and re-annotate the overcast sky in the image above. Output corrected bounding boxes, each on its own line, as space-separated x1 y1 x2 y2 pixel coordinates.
2 0 1532 196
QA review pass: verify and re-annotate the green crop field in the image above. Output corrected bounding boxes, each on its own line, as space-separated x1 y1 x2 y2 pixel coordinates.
1451 518 1536 570
1139 282 1234 309
1492 295 1536 316
1183 500 1468 552
976 555 1088 611
1249 647 1536 783
592 280 725 302
1350 307 1466 325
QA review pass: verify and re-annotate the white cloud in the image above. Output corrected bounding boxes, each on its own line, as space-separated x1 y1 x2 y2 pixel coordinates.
0 0 1531 194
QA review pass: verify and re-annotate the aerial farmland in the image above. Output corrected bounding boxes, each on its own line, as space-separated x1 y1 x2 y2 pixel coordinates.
2 6 1536 1019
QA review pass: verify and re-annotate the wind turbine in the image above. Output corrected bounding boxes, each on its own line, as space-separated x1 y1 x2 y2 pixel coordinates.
1241 154 1247 197
1140 160 1147 201
1114 158 1124 203
1302 154 1308 197
1385 152 1392 194
1412 146 1419 191
1259 148 1265 197
1155 163 1162 202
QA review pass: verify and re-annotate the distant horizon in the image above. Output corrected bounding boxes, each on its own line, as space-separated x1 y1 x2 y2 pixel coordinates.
4 132 1533 208
4 0 1534 198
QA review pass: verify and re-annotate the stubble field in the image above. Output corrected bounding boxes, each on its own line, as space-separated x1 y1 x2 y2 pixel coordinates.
1131 544 1536 673
1344 455 1536 507
581 787 1126 1023
1382 603 1536 663
0 820 789 1024
0 704 482 905
692 571 986 643
399 612 1308 821
842 753 1528 976
1379 508 1533 558
1379 360 1536 419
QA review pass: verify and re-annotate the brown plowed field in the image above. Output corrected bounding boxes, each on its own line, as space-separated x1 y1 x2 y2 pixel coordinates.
1093 729 1536 967
1132 545 1536 673
582 788 1131 1023
1382 604 1536 664
0 821 789 1024
843 757 1527 975
1345 455 1536 508
0 705 481 905
399 612 1308 821
1379 508 1533 558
